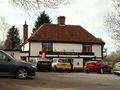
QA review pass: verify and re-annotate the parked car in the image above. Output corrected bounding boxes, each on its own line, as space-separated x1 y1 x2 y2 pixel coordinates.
0 50 36 79
113 62 120 76
84 60 112 74
52 59 71 72
36 58 52 72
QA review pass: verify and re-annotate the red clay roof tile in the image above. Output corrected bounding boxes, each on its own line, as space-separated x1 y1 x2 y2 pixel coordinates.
28 23 105 44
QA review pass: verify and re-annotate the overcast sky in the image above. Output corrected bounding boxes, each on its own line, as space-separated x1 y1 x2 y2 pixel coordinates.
0 0 116 54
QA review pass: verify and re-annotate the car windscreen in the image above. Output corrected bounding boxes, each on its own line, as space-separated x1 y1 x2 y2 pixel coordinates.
58 59 69 63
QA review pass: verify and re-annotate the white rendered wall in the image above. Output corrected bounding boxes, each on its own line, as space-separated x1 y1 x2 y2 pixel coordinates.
29 42 102 58
30 42 42 56
92 44 102 58
5 51 21 60
53 43 82 52
20 52 29 57
22 42 29 51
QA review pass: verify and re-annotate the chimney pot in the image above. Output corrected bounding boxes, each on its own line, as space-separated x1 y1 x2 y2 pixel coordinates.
57 16 65 25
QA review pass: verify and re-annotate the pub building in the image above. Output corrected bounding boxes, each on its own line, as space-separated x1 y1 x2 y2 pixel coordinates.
21 16 105 70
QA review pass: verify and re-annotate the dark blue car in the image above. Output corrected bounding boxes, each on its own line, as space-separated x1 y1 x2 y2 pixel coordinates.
0 50 36 79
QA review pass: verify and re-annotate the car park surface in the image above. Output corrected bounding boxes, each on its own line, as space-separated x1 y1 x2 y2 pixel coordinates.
0 50 36 79
0 72 120 90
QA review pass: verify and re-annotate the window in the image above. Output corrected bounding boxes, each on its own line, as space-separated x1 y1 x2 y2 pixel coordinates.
0 52 7 61
83 44 92 52
42 42 53 51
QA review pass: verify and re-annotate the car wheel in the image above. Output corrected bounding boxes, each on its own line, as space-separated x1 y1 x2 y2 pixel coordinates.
85 70 90 73
67 70 71 73
16 68 28 79
108 69 112 74
53 66 57 72
117 73 120 76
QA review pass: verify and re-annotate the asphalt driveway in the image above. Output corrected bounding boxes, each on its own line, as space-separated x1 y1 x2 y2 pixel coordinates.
0 72 120 90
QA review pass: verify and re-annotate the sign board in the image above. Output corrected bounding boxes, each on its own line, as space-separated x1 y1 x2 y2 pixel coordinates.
73 58 83 70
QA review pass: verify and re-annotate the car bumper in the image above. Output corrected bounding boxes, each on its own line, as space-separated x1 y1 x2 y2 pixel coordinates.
57 66 71 71
84 67 100 71
29 68 36 76
84 68 102 73
113 71 120 74
37 65 52 71
113 68 120 74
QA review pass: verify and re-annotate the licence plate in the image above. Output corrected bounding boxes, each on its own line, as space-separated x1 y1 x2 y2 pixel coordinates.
61 64 67 66
42 63 48 65
88 64 95 67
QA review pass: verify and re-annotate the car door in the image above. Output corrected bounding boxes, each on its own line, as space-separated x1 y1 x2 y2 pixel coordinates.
0 51 16 75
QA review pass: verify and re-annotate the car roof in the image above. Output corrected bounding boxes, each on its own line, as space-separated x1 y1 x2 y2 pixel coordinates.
86 60 102 63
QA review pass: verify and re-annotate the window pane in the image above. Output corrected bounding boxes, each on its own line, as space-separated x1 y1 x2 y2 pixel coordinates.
83 44 92 52
0 52 7 61
42 43 52 51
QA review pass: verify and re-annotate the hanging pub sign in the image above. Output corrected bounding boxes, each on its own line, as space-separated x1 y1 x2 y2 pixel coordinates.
41 48 46 58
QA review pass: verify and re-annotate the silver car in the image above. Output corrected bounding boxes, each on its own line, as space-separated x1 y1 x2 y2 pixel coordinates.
113 62 120 76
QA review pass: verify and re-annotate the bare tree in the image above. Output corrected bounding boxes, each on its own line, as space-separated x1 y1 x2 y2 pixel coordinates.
0 16 9 41
106 49 120 65
0 40 5 50
105 0 120 46
9 0 69 14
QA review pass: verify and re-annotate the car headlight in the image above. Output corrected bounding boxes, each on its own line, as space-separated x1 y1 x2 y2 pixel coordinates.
32 65 36 68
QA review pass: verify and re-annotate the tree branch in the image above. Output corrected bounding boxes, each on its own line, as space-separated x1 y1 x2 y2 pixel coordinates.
8 0 69 14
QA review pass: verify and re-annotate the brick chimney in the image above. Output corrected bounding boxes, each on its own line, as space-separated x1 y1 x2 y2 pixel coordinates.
23 21 28 44
57 16 65 25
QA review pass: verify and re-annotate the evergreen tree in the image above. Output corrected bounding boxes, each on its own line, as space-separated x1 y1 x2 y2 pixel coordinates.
5 26 20 50
33 11 52 32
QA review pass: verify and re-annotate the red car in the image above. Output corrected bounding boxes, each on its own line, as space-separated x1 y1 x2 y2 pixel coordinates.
84 60 112 74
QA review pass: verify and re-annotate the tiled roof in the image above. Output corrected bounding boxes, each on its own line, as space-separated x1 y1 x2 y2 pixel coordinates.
28 23 105 44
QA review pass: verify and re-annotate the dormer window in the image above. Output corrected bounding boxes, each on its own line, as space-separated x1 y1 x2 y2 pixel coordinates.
82 44 92 52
